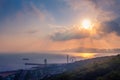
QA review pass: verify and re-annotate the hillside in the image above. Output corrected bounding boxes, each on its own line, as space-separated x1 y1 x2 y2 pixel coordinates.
42 54 120 80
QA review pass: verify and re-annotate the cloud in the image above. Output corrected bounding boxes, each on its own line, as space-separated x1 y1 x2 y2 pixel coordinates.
26 30 38 34
50 27 90 41
29 2 46 21
99 21 120 36
50 0 120 41
50 19 120 41
65 0 120 22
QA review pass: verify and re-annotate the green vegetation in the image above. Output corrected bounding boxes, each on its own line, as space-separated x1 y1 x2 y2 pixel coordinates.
42 55 120 80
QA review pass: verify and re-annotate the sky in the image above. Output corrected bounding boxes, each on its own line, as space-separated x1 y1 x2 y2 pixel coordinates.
1 0 120 55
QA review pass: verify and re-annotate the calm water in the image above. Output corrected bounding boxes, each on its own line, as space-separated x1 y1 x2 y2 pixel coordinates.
0 53 67 72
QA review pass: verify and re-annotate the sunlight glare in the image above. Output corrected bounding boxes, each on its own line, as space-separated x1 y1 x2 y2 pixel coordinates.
77 53 95 59
81 19 92 30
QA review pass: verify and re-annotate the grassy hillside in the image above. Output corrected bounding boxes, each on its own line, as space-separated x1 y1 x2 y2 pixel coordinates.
42 54 120 80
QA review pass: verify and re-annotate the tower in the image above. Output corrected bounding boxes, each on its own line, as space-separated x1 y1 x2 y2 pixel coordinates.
44 59 47 67
67 55 69 64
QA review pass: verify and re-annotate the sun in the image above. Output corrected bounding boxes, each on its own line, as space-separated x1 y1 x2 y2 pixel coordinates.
81 19 93 30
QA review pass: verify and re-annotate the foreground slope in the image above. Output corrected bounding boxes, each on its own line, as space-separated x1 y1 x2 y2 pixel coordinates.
42 55 120 80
